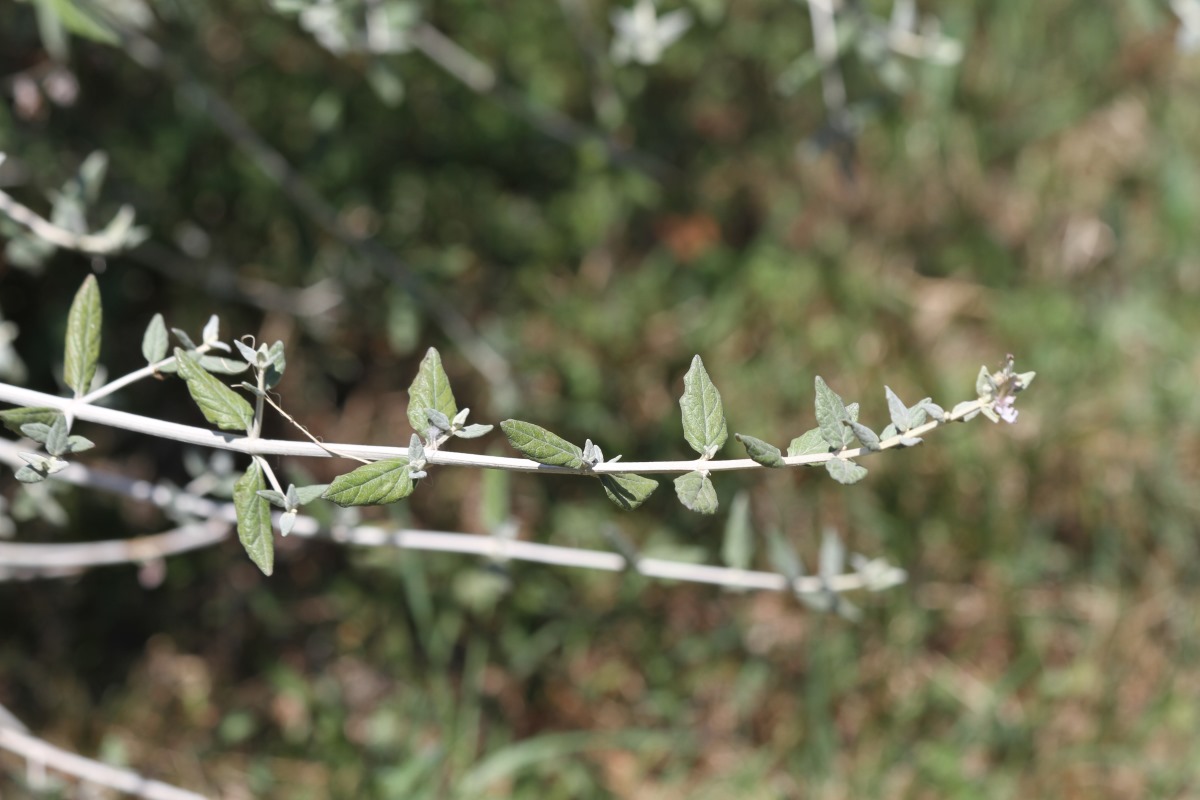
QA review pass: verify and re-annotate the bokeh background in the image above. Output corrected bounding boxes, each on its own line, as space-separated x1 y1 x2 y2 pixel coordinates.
2 0 1200 796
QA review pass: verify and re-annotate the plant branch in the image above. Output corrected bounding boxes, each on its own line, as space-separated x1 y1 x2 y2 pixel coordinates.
0 439 903 595
0 185 134 255
0 726 206 800
1 381 983 475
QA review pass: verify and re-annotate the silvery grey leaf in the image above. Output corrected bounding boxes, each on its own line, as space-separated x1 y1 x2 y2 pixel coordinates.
814 376 854 449
141 313 168 364
599 473 658 510
256 489 288 508
825 458 868 485
234 339 258 364
921 401 946 421
202 314 220 344
899 436 923 447
65 435 94 454
15 465 46 483
885 385 909 432
280 510 297 537
0 408 61 437
453 423 494 439
453 407 470 426
171 328 197 350
19 423 51 444
198 355 250 375
293 485 328 505
844 420 880 451
426 408 452 432
673 470 718 514
734 433 786 467
285 484 300 509
880 423 898 440
787 427 829 457
722 490 753 570
819 528 845 580
44 415 69 456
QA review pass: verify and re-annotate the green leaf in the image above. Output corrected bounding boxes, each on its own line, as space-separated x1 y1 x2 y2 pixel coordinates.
722 490 753 570
67 436 96 458
142 313 168 364
44 415 69 457
256 490 288 508
174 349 255 432
407 347 458 434
500 420 586 468
845 420 881 451
599 473 658 510
825 458 868 485
454 423 494 439
265 341 287 389
787 427 829 457
679 355 727 457
976 366 996 400
197 355 250 375
814 376 853 450
735 433 786 467
765 527 802 582
673 470 718 514
64 274 102 396
293 484 329 505
1 407 62 436
885 386 909 433
881 423 898 440
322 458 415 506
234 461 274 575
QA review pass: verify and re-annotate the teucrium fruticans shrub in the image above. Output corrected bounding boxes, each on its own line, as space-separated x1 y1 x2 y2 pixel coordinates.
1 277 1035 584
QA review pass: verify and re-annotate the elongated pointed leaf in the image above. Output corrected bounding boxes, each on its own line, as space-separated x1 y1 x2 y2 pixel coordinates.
44 416 69 457
1 408 61 437
825 458 868 485
64 274 102 396
722 491 753 570
323 458 415 506
765 528 802 582
174 349 255 432
735 433 786 467
885 386 909 432
845 420 881 451
814 376 853 449
234 462 274 575
407 347 458 434
142 313 168 364
787 427 828 457
599 473 658 510
293 484 329 505
819 528 845 580
500 420 585 468
674 470 718 514
679 355 727 457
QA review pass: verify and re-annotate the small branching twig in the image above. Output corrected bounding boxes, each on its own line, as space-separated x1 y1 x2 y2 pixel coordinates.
0 724 205 800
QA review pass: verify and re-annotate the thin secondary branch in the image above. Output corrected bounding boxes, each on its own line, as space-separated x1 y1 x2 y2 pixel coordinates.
0 520 229 572
408 23 672 180
0 439 903 594
0 726 206 800
0 186 133 255
1 381 984 475
805 0 850 130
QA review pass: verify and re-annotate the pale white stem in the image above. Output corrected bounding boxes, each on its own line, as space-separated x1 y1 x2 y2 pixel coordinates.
0 187 133 255
805 0 848 123
0 382 982 476
0 521 228 572
0 439 901 595
0 726 206 800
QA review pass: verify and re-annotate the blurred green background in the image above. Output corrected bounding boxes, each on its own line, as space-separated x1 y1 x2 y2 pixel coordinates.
2 0 1199 796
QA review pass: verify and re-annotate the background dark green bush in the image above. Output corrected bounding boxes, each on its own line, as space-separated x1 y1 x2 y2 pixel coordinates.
2 0 1199 796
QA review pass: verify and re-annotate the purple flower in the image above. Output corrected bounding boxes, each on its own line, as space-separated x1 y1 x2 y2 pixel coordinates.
994 395 1019 424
